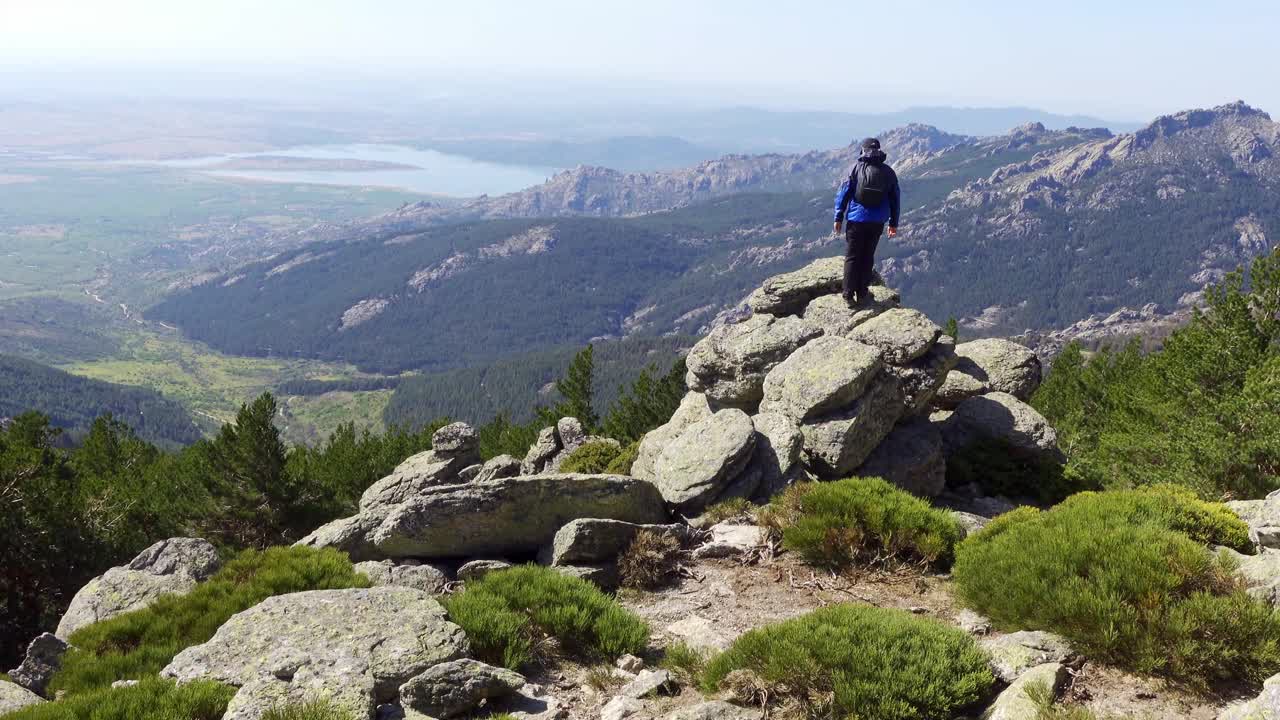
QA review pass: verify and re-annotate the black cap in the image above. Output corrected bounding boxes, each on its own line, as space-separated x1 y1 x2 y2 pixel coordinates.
861 138 881 151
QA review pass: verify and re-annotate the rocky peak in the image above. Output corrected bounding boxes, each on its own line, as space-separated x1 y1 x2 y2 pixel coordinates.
1133 100 1276 148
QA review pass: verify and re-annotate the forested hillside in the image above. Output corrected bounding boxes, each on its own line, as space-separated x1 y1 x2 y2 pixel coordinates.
147 105 1279 374
0 355 201 447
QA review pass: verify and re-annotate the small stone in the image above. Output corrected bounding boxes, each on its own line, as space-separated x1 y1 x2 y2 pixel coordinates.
432 422 480 457
111 680 140 689
400 658 525 718
616 654 645 674
955 609 992 635
354 560 449 594
602 696 645 720
909 606 928 614
457 559 513 582
620 669 673 699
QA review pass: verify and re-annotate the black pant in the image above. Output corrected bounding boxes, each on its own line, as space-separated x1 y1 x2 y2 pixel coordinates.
844 221 884 300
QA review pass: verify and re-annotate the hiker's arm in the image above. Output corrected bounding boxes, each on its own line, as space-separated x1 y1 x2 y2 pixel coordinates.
888 176 901 231
833 176 854 232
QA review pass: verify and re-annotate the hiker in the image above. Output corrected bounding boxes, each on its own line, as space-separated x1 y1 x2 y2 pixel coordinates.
833 137 900 305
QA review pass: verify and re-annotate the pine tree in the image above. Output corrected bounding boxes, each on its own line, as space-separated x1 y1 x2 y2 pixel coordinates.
548 344 598 430
601 357 687 443
202 393 298 547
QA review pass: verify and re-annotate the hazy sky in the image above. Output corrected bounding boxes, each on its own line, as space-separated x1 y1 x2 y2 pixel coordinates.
2 0 1275 119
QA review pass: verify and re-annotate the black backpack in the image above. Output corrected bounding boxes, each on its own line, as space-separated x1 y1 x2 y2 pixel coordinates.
852 162 891 207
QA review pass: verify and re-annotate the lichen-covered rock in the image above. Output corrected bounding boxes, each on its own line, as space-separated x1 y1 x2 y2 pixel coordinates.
294 513 382 561
982 663 1067 720
400 659 525 718
354 560 449 594
457 559 513 582
936 338 1043 408
846 308 942 365
981 631 1075 683
475 454 524 483
650 409 756 513
522 426 561 475
741 411 805 501
759 336 882 421
361 449 475 516
162 587 469 720
56 537 222 639
884 334 957 413
552 562 620 590
633 393 713 481
0 681 45 714
542 518 693 566
1229 491 1280 550
800 374 905 478
7 633 67 697
372 475 668 559
685 314 823 409
939 392 1065 463
1220 548 1280 606
746 256 882 317
1219 671 1280 720
431 422 480 458
856 415 946 497
800 285 900 337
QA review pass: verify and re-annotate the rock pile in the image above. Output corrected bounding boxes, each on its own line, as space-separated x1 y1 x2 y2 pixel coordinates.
522 416 620 474
633 256 1060 514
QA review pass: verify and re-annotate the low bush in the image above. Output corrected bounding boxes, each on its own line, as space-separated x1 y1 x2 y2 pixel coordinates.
441 565 649 671
0 677 232 720
604 441 639 475
701 604 994 720
954 487 1280 685
661 641 711 685
759 478 964 570
49 547 370 696
559 440 623 474
618 530 682 589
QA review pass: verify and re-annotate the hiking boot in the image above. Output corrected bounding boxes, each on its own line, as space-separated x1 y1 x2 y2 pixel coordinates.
843 293 858 307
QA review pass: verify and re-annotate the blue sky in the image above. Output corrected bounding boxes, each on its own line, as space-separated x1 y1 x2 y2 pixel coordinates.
1 0 1275 120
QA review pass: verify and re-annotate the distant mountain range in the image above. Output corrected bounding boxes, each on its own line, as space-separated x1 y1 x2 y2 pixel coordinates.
149 102 1278 384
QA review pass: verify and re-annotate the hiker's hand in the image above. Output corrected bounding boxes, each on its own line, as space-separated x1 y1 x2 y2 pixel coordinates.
887 226 898 238
833 222 842 235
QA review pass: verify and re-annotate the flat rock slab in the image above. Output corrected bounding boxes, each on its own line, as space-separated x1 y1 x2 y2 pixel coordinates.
162 586 470 717
663 701 763 720
651 409 756 513
846 308 942 365
360 450 473 516
372 474 668 559
56 537 221 639
937 338 1043 408
760 335 882 421
544 518 693 566
746 256 881 317
685 314 823 408
981 630 1075 684
457 559 513 582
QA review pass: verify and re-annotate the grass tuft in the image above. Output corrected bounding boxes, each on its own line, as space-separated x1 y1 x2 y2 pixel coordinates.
262 699 358 720
440 565 649 671
617 530 682 590
701 604 993 720
759 477 964 570
698 497 755 525
0 677 232 720
954 486 1280 686
49 546 370 697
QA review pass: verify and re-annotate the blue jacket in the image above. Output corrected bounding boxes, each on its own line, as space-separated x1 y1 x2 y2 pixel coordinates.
833 151 901 227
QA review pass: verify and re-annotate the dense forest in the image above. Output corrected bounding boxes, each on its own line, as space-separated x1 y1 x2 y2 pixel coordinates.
0 355 201 448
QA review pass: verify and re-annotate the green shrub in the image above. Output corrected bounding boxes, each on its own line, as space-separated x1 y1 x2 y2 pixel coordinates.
604 441 639 475
662 641 711 685
559 440 623 474
954 488 1280 685
701 604 994 720
49 547 370 697
760 478 964 570
441 565 649 671
0 677 232 720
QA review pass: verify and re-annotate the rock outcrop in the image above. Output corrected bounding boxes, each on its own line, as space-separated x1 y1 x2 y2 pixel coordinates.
7 633 67 697
162 587 469 720
633 256 1054 503
55 537 222 639
522 417 620 474
353 560 449 594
